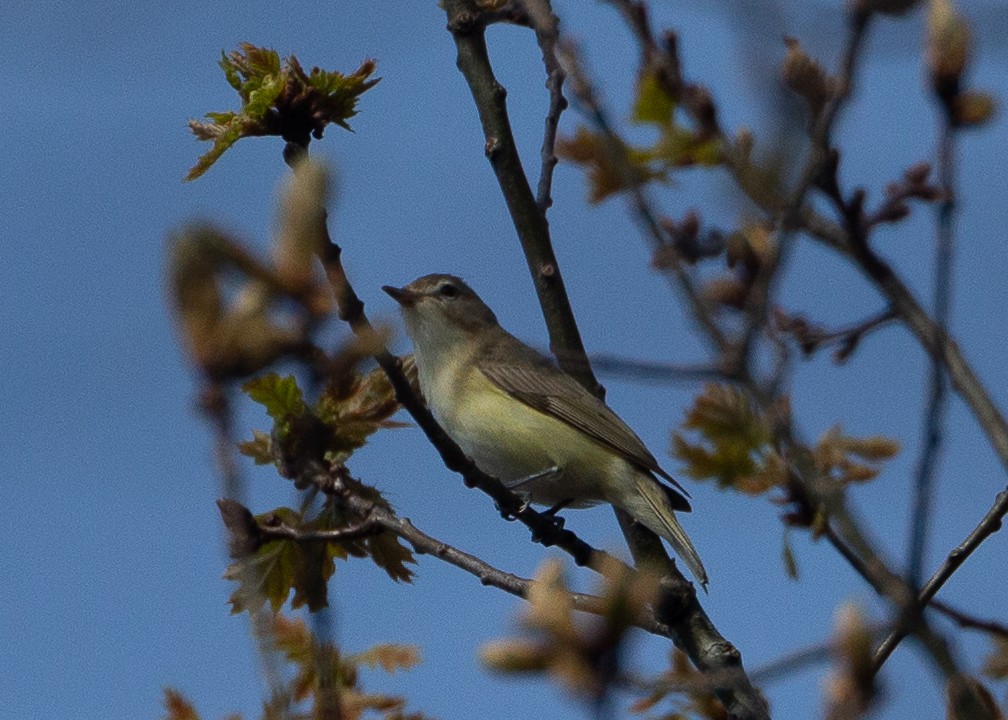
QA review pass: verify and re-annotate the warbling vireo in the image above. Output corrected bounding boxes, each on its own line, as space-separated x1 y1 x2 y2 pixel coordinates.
383 274 707 587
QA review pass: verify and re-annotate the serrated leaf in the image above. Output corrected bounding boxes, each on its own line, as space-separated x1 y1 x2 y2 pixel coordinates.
315 364 407 463
222 507 333 613
366 533 416 583
243 373 305 422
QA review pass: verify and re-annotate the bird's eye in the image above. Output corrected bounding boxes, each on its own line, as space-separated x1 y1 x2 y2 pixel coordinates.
438 283 459 299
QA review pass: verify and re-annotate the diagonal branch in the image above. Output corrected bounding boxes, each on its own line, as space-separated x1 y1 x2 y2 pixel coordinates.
226 477 673 638
872 487 1008 672
316 234 618 574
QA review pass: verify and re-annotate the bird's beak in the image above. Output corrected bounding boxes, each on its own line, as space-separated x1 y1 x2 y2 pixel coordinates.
382 285 418 308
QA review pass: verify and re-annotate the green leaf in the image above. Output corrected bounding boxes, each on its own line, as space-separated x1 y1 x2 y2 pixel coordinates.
632 68 676 126
223 507 334 613
243 373 305 422
237 429 273 464
653 125 722 168
186 44 379 180
366 533 416 583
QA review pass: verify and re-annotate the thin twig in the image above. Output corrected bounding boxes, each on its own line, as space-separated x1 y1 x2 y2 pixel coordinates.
801 207 1008 476
524 0 568 214
872 487 1008 672
929 599 1008 639
576 354 727 385
735 7 873 372
245 474 673 638
907 121 957 589
558 39 730 355
594 0 969 686
316 240 618 573
198 383 291 715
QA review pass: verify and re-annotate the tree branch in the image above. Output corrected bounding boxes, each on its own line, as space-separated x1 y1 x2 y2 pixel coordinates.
442 4 769 719
315 236 619 573
907 102 958 590
523 0 568 214
443 0 602 396
872 487 1008 672
231 474 673 638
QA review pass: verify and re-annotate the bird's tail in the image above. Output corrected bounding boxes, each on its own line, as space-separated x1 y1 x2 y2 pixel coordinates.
629 476 709 590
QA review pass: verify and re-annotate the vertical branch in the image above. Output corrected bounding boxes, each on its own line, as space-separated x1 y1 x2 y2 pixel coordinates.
443 4 770 719
524 0 568 214
444 0 603 397
907 124 956 589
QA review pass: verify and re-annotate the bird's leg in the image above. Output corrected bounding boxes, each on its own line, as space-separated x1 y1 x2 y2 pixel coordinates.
499 467 567 529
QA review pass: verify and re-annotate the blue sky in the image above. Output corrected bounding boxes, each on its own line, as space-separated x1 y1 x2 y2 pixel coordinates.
2 2 1006 718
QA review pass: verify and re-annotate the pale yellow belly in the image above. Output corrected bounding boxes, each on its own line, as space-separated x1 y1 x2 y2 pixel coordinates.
432 372 622 507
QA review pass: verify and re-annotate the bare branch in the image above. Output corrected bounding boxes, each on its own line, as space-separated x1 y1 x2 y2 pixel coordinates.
524 0 568 214
801 207 1008 477
907 119 958 590
313 237 618 573
872 487 1008 672
240 471 674 638
929 599 1008 639
443 0 603 396
775 307 896 363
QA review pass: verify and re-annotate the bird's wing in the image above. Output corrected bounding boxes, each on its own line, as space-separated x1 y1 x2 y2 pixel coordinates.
477 332 691 511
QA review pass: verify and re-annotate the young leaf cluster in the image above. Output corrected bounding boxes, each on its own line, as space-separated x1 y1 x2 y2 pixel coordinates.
672 384 899 498
223 370 416 612
186 43 379 180
557 66 721 204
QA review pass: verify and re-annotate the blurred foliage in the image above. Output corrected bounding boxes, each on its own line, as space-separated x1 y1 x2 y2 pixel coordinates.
945 674 1003 720
823 604 876 720
672 384 899 497
164 615 427 720
984 637 1008 681
481 558 659 701
557 65 720 204
169 159 337 381
187 43 379 179
629 650 728 720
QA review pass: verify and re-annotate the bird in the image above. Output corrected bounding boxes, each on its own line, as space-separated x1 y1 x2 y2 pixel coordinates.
383 273 707 587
